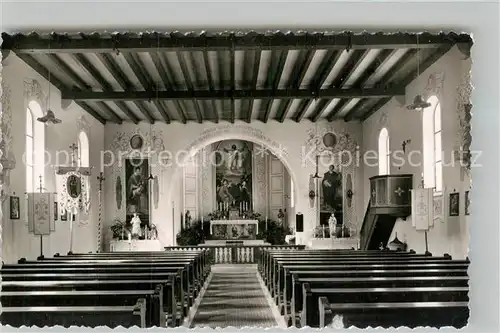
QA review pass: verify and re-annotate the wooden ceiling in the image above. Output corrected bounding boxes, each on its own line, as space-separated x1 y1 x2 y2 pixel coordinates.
1 31 472 125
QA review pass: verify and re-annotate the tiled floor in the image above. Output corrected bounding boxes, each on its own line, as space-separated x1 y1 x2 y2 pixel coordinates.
190 264 278 328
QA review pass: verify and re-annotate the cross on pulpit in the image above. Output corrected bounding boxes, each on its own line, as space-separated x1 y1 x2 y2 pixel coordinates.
69 143 78 166
35 175 46 193
97 172 106 191
394 187 405 196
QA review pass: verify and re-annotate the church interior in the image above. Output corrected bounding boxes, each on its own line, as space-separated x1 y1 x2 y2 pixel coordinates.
0 31 473 328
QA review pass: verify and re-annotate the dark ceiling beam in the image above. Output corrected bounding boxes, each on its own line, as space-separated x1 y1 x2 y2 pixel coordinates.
63 86 405 101
344 48 418 121
230 46 236 124
326 48 395 121
292 50 342 122
3 32 471 53
276 49 315 123
262 50 288 123
175 51 203 123
86 53 140 124
246 49 261 123
47 53 122 124
148 52 172 123
360 44 453 122
202 49 219 123
16 53 106 125
121 53 156 123
310 49 368 122
150 52 187 124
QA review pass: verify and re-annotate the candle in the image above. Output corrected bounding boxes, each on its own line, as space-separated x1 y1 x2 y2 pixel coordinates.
128 232 131 243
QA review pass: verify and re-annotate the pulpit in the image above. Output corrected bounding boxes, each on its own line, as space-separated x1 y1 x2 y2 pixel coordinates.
369 174 413 217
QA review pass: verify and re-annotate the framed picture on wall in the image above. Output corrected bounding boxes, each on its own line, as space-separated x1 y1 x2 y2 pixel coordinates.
10 196 20 220
61 210 68 221
54 202 58 221
449 192 460 217
465 191 470 216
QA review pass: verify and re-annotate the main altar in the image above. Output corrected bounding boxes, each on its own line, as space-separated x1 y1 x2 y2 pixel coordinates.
210 219 259 240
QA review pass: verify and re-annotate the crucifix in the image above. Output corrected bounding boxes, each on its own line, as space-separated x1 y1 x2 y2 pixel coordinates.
69 143 78 166
97 172 106 191
35 174 46 259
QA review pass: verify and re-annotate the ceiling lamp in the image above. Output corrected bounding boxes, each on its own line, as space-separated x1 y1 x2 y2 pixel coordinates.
407 94 431 111
406 33 431 112
38 40 62 125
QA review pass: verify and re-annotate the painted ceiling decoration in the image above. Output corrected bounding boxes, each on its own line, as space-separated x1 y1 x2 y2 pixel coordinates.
2 31 472 124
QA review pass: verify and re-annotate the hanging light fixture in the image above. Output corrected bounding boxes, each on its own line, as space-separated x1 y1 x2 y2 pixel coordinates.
38 38 62 125
407 33 431 112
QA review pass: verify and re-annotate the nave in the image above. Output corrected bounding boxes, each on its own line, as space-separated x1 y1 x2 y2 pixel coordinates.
1 245 469 329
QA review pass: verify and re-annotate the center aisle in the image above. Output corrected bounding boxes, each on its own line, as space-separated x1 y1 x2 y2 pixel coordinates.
190 264 279 328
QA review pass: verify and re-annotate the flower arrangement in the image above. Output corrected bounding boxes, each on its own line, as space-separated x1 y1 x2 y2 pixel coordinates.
110 219 131 240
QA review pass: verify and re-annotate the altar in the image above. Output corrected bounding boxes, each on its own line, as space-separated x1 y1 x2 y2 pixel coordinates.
210 219 259 240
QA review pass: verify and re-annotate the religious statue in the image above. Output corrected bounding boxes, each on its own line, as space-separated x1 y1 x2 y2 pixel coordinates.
131 213 142 239
185 210 192 227
277 209 285 225
322 165 341 211
127 166 148 215
328 212 337 237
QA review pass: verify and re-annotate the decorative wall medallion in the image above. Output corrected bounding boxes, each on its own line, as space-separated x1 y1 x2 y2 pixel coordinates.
322 132 337 149
130 134 144 150
24 79 47 111
423 72 445 99
378 111 388 128
116 176 122 209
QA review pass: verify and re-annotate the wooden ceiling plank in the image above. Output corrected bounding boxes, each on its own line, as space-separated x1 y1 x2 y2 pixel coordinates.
327 48 395 121
246 49 261 123
203 49 219 123
93 53 141 124
175 51 202 123
121 53 155 123
344 48 418 122
3 32 471 53
293 98 314 123
230 46 236 124
359 45 453 122
16 53 106 124
277 50 315 123
262 50 289 123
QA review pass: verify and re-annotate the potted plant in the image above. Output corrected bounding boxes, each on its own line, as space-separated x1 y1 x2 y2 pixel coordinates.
110 219 130 240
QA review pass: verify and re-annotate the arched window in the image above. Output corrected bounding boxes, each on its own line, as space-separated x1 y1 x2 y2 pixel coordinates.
77 131 89 167
378 128 390 175
423 96 443 194
25 101 45 192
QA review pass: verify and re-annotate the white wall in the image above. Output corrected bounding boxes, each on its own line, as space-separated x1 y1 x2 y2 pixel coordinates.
103 120 363 247
1 53 105 263
362 46 471 259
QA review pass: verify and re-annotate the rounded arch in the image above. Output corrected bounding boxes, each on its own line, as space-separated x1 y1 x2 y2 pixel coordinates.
168 131 301 208
422 95 443 193
378 127 390 175
78 130 90 167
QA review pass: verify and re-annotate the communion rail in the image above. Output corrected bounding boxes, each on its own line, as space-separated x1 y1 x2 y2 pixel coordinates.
164 244 305 264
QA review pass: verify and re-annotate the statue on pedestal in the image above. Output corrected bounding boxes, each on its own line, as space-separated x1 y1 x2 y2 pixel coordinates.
328 212 337 238
131 213 142 239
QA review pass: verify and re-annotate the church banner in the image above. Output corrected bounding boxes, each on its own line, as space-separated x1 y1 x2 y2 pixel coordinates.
27 193 56 236
411 188 434 231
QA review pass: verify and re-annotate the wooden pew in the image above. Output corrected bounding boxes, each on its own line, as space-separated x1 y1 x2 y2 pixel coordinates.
1 299 148 328
292 276 469 327
6 261 198 307
1 288 162 327
1 275 182 326
318 297 469 328
279 265 468 320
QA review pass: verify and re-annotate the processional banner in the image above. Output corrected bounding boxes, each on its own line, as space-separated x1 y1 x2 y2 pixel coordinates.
27 193 56 235
411 188 434 231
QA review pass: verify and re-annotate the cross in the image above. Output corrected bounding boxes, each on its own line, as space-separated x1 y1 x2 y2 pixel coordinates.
394 187 405 196
69 143 78 166
35 175 46 193
97 172 106 191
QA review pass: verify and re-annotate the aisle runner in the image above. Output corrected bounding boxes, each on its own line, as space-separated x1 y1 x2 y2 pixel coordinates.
190 265 277 328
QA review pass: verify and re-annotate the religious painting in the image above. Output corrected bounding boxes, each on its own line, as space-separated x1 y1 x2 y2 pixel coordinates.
125 158 150 225
449 192 460 217
10 196 20 220
214 140 253 211
465 191 470 216
61 210 67 221
129 134 144 150
66 175 82 198
318 154 343 215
